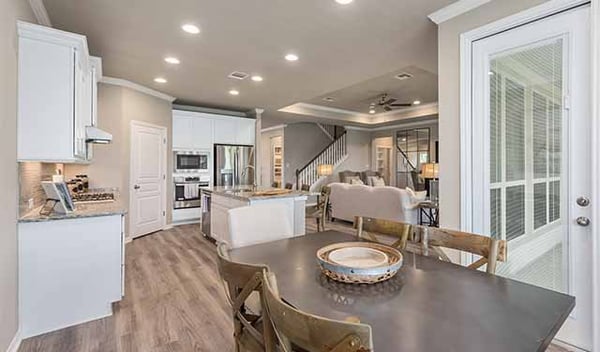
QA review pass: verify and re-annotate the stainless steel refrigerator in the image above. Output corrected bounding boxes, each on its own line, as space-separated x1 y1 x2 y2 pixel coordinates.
214 144 255 187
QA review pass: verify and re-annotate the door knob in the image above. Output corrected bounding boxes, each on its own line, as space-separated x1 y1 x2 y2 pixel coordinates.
576 216 590 227
134 185 140 190
576 196 590 207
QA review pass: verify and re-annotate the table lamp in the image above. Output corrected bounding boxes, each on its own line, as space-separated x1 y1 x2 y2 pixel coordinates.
317 164 333 177
421 163 439 201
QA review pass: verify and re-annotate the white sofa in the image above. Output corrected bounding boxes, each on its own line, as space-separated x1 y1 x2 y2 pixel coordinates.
328 183 419 224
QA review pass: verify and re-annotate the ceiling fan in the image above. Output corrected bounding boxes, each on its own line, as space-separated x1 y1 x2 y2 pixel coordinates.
376 93 413 112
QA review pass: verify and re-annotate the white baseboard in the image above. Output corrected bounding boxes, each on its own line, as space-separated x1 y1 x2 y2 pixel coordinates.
163 223 174 230
6 329 21 352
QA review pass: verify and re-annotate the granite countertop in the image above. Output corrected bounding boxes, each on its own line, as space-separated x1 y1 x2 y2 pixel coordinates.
202 185 309 201
19 201 127 223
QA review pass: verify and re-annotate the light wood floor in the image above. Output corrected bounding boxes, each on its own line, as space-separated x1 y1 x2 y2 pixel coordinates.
19 220 572 352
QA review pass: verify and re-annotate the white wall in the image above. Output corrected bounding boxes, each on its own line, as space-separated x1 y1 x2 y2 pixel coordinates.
0 3 35 350
437 0 548 230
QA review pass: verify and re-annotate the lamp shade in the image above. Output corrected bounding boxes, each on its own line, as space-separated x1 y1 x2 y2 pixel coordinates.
317 164 333 176
421 163 439 179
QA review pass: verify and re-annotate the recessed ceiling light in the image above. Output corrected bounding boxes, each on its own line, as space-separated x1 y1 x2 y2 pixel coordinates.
164 57 180 64
154 77 167 84
251 75 263 82
285 53 299 61
229 89 240 96
336 0 354 4
369 109 376 114
181 24 200 34
413 100 421 105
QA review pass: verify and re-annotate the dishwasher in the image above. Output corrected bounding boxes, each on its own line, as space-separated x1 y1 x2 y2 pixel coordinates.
201 191 211 237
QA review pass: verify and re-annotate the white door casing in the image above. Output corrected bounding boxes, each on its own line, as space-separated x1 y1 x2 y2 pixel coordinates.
130 121 167 238
463 4 592 349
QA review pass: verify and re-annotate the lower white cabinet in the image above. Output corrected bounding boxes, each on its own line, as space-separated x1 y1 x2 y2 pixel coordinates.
18 215 124 338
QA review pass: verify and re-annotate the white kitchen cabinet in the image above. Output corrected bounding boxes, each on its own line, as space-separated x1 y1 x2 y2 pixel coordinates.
173 111 214 150
213 117 238 145
19 214 124 338
172 110 256 151
192 117 213 150
236 118 256 145
173 114 194 150
17 21 97 163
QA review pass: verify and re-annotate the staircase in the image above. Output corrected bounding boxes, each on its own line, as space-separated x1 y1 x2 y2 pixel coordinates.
296 130 348 190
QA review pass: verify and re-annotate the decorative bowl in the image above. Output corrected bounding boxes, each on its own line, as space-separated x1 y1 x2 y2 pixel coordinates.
316 242 403 284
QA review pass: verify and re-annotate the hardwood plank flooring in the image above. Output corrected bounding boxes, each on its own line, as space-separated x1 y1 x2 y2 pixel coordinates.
19 220 572 352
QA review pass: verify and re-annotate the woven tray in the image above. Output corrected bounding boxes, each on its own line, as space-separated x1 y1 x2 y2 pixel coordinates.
316 242 403 284
251 189 293 196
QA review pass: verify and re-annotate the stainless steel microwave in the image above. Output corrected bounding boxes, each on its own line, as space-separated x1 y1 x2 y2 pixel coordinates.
174 151 209 173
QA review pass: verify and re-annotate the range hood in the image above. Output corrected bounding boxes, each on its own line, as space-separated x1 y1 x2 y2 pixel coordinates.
85 126 112 144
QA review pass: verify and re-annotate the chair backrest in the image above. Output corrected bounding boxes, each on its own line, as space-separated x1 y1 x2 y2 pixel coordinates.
216 243 274 351
301 184 310 191
262 271 373 352
228 203 294 248
410 171 425 191
272 182 279 188
354 216 412 250
410 225 507 274
284 183 293 190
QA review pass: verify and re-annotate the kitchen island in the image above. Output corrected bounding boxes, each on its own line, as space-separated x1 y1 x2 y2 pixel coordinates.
201 186 309 248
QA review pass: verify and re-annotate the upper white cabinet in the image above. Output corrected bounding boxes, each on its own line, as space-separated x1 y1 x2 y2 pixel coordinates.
213 116 238 145
172 110 255 151
236 118 256 146
17 21 100 163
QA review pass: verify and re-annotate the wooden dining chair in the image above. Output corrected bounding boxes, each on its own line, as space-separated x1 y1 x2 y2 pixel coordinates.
262 271 373 352
409 225 507 274
301 184 310 191
306 186 331 232
216 243 275 352
353 216 413 250
284 183 293 190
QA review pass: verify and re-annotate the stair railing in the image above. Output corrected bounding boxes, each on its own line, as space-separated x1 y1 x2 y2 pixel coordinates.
296 131 347 189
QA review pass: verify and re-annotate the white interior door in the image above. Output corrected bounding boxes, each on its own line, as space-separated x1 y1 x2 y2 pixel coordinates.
130 121 166 238
470 6 592 349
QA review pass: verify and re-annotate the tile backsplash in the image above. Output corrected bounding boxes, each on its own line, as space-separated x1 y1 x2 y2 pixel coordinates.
18 162 61 216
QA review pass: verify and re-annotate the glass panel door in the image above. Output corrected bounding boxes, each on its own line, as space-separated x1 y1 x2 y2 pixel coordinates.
471 6 592 348
488 38 565 291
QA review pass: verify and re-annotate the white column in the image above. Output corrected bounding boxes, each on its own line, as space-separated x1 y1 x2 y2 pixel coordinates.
254 108 264 186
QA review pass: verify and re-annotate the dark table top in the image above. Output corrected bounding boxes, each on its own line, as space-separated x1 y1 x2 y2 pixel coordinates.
229 231 575 352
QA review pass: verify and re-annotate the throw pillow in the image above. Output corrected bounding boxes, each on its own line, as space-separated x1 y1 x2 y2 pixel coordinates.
350 178 365 185
372 177 386 187
346 175 362 184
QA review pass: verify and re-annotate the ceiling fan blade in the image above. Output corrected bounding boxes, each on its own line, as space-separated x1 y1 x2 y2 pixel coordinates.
389 103 412 107
381 98 397 105
383 106 392 112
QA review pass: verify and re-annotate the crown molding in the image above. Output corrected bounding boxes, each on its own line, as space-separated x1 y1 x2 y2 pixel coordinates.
428 0 491 24
101 77 176 102
172 104 247 117
278 102 437 125
28 0 52 27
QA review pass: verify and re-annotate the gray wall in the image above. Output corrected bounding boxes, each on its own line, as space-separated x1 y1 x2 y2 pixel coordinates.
66 83 173 237
0 2 34 349
437 0 548 230
283 123 332 185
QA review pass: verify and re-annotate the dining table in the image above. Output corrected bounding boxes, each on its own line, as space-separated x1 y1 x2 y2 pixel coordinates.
229 230 575 352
